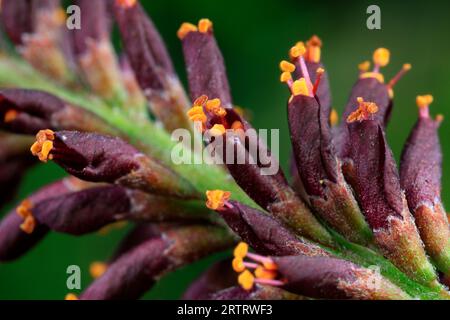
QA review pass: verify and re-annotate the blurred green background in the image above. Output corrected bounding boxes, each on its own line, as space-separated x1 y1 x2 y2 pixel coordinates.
1 0 450 299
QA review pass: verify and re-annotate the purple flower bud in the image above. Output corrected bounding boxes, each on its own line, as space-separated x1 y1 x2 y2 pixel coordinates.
400 99 450 280
31 130 199 199
273 255 410 300
288 95 337 198
0 177 83 261
0 89 117 135
1 0 77 83
345 113 438 286
0 132 35 207
218 200 330 257
1 0 32 45
180 20 231 106
335 78 390 157
71 0 110 56
287 95 372 244
114 0 173 91
32 186 130 235
32 186 210 235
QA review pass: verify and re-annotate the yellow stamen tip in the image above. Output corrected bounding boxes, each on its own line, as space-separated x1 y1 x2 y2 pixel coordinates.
205 98 221 110
291 78 309 96
280 71 292 83
233 242 248 258
16 199 33 219
177 22 198 40
205 98 226 117
360 72 385 83
89 261 108 279
31 130 55 163
4 109 18 123
316 67 325 75
198 18 213 33
205 190 231 210
330 109 339 127
373 48 390 67
358 61 371 72
116 0 137 8
187 106 207 123
347 97 379 123
403 63 412 71
65 293 78 300
238 270 254 291
255 266 277 280
436 114 444 123
208 124 226 136
20 215 36 234
231 121 244 131
416 95 434 108
232 257 246 273
279 60 296 73
307 35 323 48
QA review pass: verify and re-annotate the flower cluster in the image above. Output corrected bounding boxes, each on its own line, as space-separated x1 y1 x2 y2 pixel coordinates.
0 0 449 300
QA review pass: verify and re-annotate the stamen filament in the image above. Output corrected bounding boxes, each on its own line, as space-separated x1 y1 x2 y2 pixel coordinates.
254 278 285 286
388 64 411 88
313 68 324 95
297 55 314 93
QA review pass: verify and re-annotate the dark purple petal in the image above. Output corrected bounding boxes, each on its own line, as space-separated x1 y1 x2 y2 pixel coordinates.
0 212 49 262
32 186 210 235
400 113 450 278
288 94 337 197
336 78 390 157
114 0 173 91
345 119 438 286
0 89 117 135
218 200 330 257
274 256 410 300
401 117 442 209
181 30 231 106
346 120 402 229
38 130 199 199
32 186 130 235
0 178 80 262
0 132 35 207
80 236 169 299
1 0 32 45
287 95 372 245
220 136 333 246
71 0 110 56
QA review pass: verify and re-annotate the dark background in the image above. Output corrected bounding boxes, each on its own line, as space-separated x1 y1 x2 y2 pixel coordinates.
1 0 450 299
